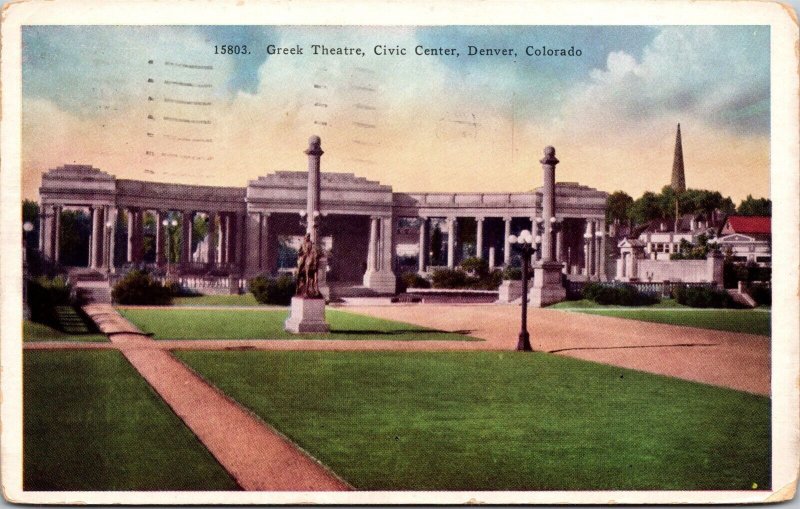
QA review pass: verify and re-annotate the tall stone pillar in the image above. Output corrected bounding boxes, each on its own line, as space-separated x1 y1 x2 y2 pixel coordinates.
446 217 456 268
53 206 62 264
583 222 591 276
365 216 379 273
42 205 54 261
530 146 566 307
155 211 166 265
286 136 331 333
236 212 246 275
181 211 193 265
417 217 427 273
90 206 102 269
540 147 558 262
476 217 484 259
217 213 227 264
305 136 323 244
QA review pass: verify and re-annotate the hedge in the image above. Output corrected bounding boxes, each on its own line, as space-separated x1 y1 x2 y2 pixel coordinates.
111 270 172 305
249 274 296 305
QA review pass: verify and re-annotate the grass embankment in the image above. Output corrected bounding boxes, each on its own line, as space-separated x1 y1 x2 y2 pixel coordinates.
24 350 238 490
24 306 107 342
551 300 770 336
178 350 770 491
117 308 478 341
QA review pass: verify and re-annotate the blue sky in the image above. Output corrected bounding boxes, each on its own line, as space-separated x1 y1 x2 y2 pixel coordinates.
20 23 772 201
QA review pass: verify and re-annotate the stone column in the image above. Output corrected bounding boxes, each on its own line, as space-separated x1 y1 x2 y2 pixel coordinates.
488 247 496 269
181 211 193 265
260 213 271 272
90 206 102 269
476 217 484 259
217 213 227 265
555 229 563 263
598 220 607 280
155 210 166 265
446 217 456 268
126 208 136 263
53 206 62 263
417 217 427 273
38 204 47 257
108 207 117 271
227 214 237 267
540 146 558 262
588 220 596 277
305 136 323 244
365 216 379 272
380 216 394 272
584 221 591 276
503 217 511 266
208 212 219 267
245 212 261 276
225 214 233 265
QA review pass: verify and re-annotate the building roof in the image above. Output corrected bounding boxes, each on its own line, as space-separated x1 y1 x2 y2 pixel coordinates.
723 216 771 235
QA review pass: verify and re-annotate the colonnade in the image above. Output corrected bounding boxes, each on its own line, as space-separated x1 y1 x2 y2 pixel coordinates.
38 203 245 273
412 215 607 279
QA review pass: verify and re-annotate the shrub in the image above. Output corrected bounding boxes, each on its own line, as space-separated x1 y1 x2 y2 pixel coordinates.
748 284 771 306
430 268 469 289
249 274 296 305
672 285 734 308
26 276 72 325
475 269 503 290
502 267 522 281
582 282 660 306
399 272 431 292
111 270 172 305
460 257 489 277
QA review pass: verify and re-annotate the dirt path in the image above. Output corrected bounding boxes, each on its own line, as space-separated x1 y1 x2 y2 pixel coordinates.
78 304 352 491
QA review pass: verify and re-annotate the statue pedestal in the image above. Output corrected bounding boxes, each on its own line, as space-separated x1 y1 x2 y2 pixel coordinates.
529 261 567 308
284 297 330 333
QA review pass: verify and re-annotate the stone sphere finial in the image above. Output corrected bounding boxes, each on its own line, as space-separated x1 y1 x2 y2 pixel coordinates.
305 135 324 156
540 145 559 166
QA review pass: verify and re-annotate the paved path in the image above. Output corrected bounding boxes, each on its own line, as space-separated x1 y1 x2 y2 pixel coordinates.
77 304 351 492
340 304 771 396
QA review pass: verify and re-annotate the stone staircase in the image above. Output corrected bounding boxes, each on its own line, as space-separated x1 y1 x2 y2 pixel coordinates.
53 305 98 334
68 268 112 304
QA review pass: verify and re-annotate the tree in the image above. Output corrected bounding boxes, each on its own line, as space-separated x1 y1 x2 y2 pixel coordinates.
606 191 633 225
628 192 662 226
737 195 771 216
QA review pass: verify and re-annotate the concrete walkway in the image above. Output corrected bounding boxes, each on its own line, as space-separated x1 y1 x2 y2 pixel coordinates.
77 304 352 492
341 303 771 396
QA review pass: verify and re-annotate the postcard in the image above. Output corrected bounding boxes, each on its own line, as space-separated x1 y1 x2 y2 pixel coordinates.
1 0 798 504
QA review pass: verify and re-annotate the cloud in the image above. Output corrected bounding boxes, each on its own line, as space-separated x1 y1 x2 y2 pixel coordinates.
560 26 769 136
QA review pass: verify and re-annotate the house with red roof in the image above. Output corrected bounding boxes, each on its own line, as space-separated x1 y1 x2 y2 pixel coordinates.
717 215 771 266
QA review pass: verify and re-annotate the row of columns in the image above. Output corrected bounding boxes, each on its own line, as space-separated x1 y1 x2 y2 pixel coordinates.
38 204 245 273
415 216 572 272
583 218 607 279
365 216 393 273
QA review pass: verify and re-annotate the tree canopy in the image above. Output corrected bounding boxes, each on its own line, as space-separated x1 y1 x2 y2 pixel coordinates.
737 195 771 216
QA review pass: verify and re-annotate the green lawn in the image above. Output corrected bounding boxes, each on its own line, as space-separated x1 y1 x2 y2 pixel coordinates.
177 350 771 491
24 350 238 491
117 308 479 341
23 320 108 342
172 294 261 307
554 306 770 336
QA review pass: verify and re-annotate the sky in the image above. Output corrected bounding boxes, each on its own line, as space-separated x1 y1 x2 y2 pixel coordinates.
20 24 771 202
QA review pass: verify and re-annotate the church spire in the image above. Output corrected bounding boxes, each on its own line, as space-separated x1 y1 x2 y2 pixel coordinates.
671 123 686 193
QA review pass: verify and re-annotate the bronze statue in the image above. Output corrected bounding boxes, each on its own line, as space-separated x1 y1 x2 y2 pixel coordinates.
295 233 321 298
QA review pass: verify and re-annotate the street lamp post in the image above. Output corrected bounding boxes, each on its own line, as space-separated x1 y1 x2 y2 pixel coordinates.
507 229 540 352
162 217 178 278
